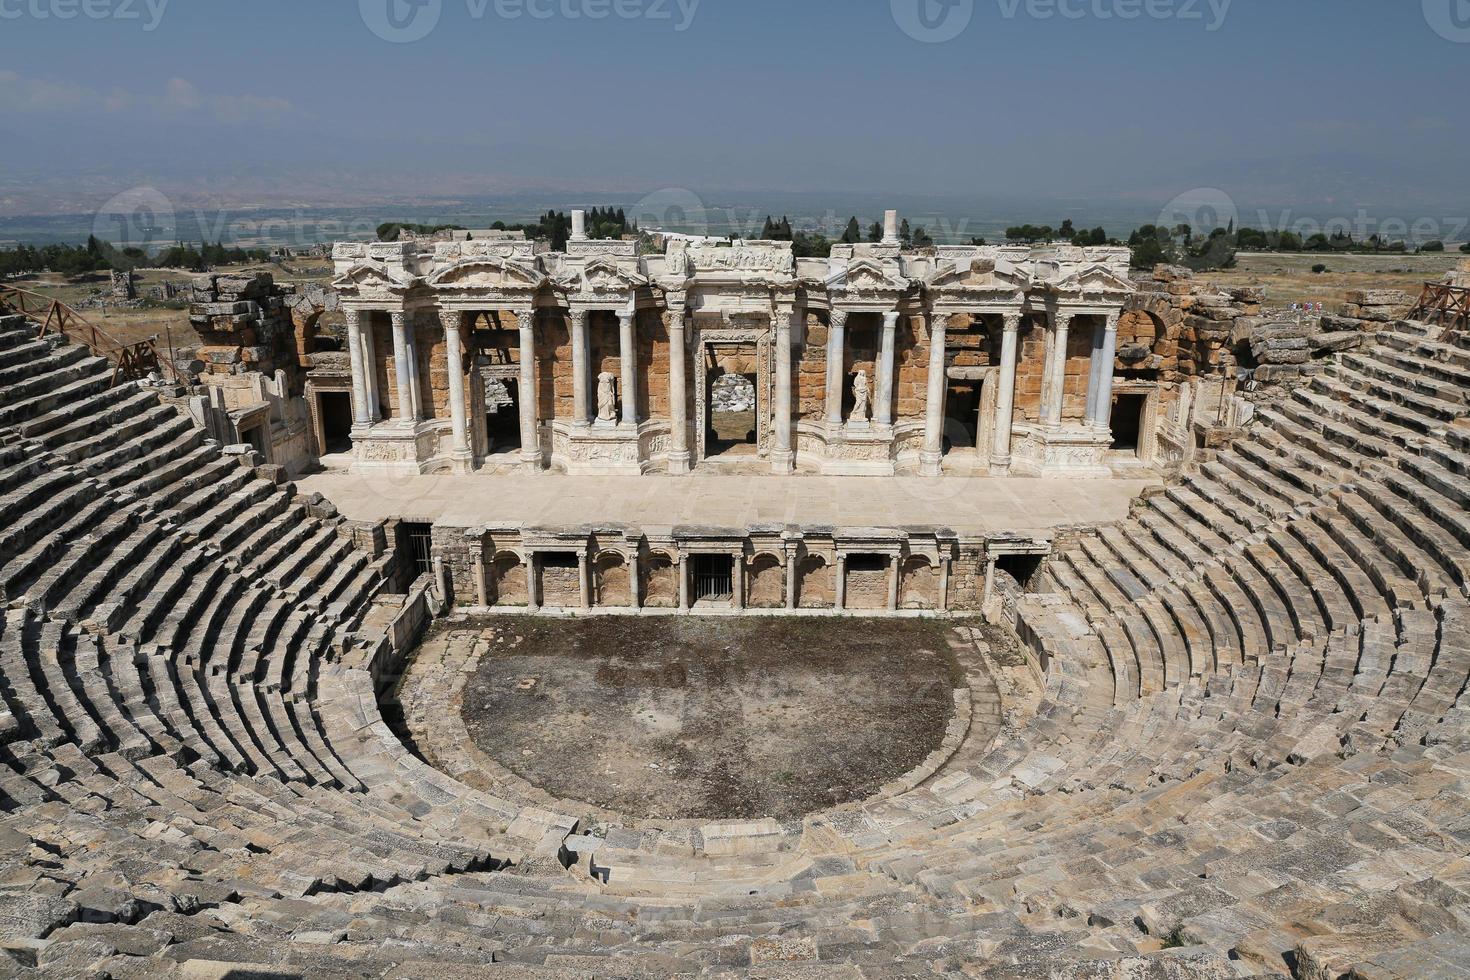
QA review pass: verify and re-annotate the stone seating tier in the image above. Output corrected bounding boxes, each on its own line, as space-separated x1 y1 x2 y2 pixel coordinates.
0 311 1466 977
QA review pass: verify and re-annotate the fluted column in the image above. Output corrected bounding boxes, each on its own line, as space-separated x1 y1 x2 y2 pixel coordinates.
1091 311 1121 430
1043 311 1074 429
360 315 381 422
772 309 794 474
920 310 949 476
825 309 848 426
345 310 370 427
390 310 414 423
991 313 1022 469
440 310 472 468
785 550 798 610
569 308 590 426
668 306 691 474
618 307 638 427
515 310 542 470
875 310 899 427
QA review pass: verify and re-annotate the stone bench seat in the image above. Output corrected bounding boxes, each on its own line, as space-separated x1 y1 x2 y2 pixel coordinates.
1266 529 1356 634
23 500 148 613
19 378 150 443
1336 491 1453 600
0 463 80 529
1365 340 1470 394
1344 349 1469 411
48 518 167 625
1292 383 1421 455
62 628 152 761
0 343 95 398
1356 479 1470 598
91 413 205 487
182 479 278 543
1154 585 1214 678
38 390 168 463
111 542 212 644
95 632 182 758
1285 518 1392 624
1185 468 1279 534
1319 363 1459 435
1310 505 1425 611
240 515 321 581
0 337 57 373
0 359 113 426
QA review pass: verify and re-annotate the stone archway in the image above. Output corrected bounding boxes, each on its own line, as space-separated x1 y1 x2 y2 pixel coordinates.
488 552 527 606
900 556 939 609
796 555 834 609
642 552 678 608
594 552 632 607
745 553 785 609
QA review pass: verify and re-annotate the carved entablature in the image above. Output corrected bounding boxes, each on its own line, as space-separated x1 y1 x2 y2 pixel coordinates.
425 257 547 305
825 258 916 312
434 240 542 265
1037 263 1135 306
331 261 419 302
554 256 648 306
686 243 795 276
926 257 1031 312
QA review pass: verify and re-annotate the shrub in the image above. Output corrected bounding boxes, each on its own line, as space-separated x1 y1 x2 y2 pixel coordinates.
1312 264 1328 274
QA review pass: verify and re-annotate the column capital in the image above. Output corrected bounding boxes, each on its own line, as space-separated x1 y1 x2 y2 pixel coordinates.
343 308 362 327
1051 310 1075 330
773 309 793 332
1105 310 1121 332
568 307 587 327
438 308 462 332
1002 311 1023 332
829 308 848 329
883 309 901 326
389 309 408 328
515 308 535 331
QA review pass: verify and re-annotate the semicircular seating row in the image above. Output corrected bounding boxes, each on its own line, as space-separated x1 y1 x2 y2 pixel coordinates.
0 310 1467 978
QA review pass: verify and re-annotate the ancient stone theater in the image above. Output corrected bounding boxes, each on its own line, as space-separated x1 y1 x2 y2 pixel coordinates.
0 212 1467 977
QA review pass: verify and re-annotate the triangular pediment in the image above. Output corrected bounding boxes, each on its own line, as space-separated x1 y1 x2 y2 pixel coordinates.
1053 263 1135 295
929 257 1030 291
827 257 908 293
331 261 417 295
426 257 545 291
580 256 648 291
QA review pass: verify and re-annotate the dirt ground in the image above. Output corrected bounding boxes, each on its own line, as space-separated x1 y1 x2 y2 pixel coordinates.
5 258 335 350
456 616 965 821
1208 251 1463 308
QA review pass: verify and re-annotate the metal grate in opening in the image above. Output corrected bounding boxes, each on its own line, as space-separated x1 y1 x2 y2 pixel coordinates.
693 554 733 601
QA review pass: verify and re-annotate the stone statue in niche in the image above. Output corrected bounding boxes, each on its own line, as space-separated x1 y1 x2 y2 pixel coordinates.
850 371 870 425
596 372 618 424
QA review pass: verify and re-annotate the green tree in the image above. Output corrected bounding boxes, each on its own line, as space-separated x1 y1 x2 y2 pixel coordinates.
841 217 862 244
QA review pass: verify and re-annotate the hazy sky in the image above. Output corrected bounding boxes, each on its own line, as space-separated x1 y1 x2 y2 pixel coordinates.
1 0 1467 219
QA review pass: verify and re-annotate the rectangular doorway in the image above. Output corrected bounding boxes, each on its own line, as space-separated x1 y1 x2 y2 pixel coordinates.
1111 393 1149 454
944 379 982 451
693 555 733 602
318 391 353 454
484 376 521 454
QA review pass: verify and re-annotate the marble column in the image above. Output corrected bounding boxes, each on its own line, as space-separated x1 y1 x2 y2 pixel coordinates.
440 310 472 468
825 310 848 426
1042 311 1074 429
629 554 641 609
473 546 489 607
875 311 899 427
1090 311 1121 430
569 308 590 426
515 310 542 470
785 551 798 610
772 309 794 474
345 310 370 427
618 307 638 427
668 307 691 474
390 310 414 423
360 316 381 422
678 553 690 610
982 557 997 609
939 556 951 613
990 313 1022 469
526 552 541 612
920 310 949 476
406 316 424 423
887 556 900 612
835 554 847 611
732 553 745 610
578 550 591 609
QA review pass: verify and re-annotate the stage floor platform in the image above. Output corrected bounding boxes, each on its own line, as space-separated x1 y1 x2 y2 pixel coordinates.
300 471 1161 539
